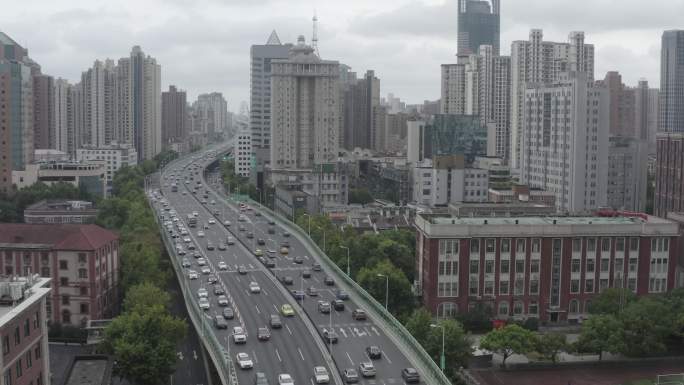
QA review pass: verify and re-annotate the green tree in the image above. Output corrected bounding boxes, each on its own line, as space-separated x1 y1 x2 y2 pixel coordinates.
405 307 433 344
96 197 131 229
356 259 414 316
480 324 536 368
575 314 623 360
619 297 674 357
588 288 637 315
456 303 493 333
102 306 186 385
123 283 171 314
119 242 168 292
348 188 374 204
427 319 473 374
535 333 567 364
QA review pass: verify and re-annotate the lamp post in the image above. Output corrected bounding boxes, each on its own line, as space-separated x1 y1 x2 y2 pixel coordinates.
340 246 350 277
377 273 389 310
302 213 312 236
430 323 446 372
316 226 326 252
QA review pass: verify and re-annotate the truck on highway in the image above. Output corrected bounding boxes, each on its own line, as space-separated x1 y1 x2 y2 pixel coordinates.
187 214 197 228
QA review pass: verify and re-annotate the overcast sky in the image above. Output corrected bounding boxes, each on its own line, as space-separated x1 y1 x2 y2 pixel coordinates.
2 0 682 111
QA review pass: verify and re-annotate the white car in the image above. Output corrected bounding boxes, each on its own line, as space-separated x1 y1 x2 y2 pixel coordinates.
249 282 261 294
208 218 216 224
238 215 247 222
223 220 231 227
181 258 191 267
236 352 253 369
197 231 205 237
181 229 189 236
217 295 229 306
201 267 211 275
359 362 376 377
218 261 228 270
197 258 207 266
314 366 330 383
278 374 294 385
183 237 192 243
197 288 208 298
198 297 210 310
188 270 198 280
192 211 199 217
232 326 247 344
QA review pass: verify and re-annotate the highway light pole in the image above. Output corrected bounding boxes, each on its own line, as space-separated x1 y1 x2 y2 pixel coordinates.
302 213 311 236
377 273 389 310
430 323 445 372
316 226 326 252
340 246 350 277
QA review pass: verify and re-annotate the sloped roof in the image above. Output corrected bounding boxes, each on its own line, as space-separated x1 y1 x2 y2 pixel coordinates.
266 30 282 45
0 224 118 251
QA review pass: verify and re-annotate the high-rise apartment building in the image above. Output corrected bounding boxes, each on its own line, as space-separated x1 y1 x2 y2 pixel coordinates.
659 30 684 133
250 31 292 158
510 30 595 170
33 74 54 150
0 32 35 194
607 137 648 212
81 60 117 147
53 78 70 154
520 71 608 214
270 36 340 173
130 46 161 161
162 85 187 147
195 92 228 139
441 60 468 115
343 70 381 150
457 0 500 56
635 80 660 153
603 71 636 137
655 133 684 217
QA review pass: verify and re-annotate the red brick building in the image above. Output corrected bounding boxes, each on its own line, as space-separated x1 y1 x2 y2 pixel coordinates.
415 214 679 323
0 224 119 326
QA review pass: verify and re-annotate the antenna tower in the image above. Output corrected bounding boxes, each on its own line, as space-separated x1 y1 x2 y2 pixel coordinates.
312 11 320 57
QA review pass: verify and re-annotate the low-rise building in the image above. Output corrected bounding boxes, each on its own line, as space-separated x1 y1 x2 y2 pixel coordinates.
448 202 556 217
24 200 98 224
0 224 119 326
0 275 51 385
412 156 489 207
488 184 556 207
274 185 318 219
76 143 138 195
414 213 679 322
12 162 106 198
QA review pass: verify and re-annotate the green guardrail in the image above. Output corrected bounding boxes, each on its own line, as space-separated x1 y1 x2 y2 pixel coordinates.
216 191 452 385
149 166 238 385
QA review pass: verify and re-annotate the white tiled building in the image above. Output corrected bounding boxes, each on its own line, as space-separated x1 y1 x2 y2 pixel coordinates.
76 143 138 194
412 158 489 206
234 129 252 177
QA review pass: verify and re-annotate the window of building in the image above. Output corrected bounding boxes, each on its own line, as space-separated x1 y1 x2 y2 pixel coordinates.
500 260 510 274
60 277 68 287
15 359 21 378
628 278 637 292
569 299 579 314
35 345 41 360
587 238 596 252
469 260 479 275
586 259 595 274
26 350 32 368
515 260 525 274
59 260 68 270
514 278 524 295
62 295 70 305
486 239 495 253
3 368 10 385
601 238 611 253
437 303 457 319
629 237 639 251
585 279 594 293
485 260 494 274
529 301 539 315
13 327 20 346
23 319 29 337
78 253 87 263
616 238 625 252
501 239 510 253
600 259 610 273
80 303 89 314
61 310 71 324
516 239 525 253
33 312 39 329
532 238 541 253
2 336 9 355
484 280 494 295
40 267 49 278
529 279 539 295
572 238 581 253
78 269 87 279
571 259 581 273
470 239 480 254
499 280 509 295
513 301 524 315
498 302 509 316
468 279 478 296
600 279 609 292
570 279 580 294
529 260 540 274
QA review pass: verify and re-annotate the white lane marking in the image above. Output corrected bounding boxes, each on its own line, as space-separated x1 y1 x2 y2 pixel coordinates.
383 350 393 364
298 347 305 361
255 304 261 314
252 350 258 364
346 351 354 365
339 328 347 338
275 348 282 362
273 304 279 313
371 326 381 336
286 324 293 336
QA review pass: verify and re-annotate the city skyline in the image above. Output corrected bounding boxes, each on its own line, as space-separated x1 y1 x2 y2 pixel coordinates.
0 0 679 109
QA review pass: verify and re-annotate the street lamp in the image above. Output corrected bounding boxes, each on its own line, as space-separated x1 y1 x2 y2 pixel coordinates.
377 273 389 310
316 226 326 253
302 213 312 236
431 323 446 372
340 246 350 277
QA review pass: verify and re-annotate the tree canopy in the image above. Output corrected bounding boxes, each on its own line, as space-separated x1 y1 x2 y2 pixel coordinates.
480 324 536 368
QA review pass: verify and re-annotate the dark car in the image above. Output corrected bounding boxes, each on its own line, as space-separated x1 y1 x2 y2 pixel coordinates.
323 329 338 344
324 276 335 286
333 299 345 311
246 232 254 239
312 262 322 272
268 220 276 225
293 256 303 264
282 232 290 237
223 307 235 319
302 269 311 278
366 346 382 360
336 289 350 300
257 327 271 341
257 238 266 245
281 276 293 285
306 286 318 296
266 260 276 268
401 368 420 383
292 290 305 300
214 315 228 329
269 314 282 329
352 309 367 321
268 227 275 234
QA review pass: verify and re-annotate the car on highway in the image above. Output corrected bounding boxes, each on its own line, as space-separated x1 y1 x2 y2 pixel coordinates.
282 248 291 256
188 270 198 280
181 258 191 267
201 267 211 275
268 227 275 234
267 248 277 255
226 236 235 245
254 211 261 216
257 327 270 341
306 286 318 296
337 289 350 300
214 315 228 330
257 256 266 265
236 352 253 369
343 368 359 383
223 307 235 319
238 265 247 275
197 288 208 298
238 214 247 222
268 219 276 225
269 314 282 329
324 276 335 286
314 366 330 384
218 261 228 270
366 346 382 359
207 275 218 284
291 290 305 300
223 220 231 227
254 249 263 256
197 231 205 237
218 243 227 250
312 262 322 272
208 218 216 224
210 200 216 206
255 372 268 385
318 301 331 314
232 326 247 344
192 211 199 217
197 258 207 266
322 329 338 344
249 281 261 293
277 374 294 385
280 241 290 247
206 242 215 250
333 300 345 311
238 225 246 232
302 269 311 278
352 309 367 321
183 237 192 243
213 285 225 295
401 368 420 383
192 251 202 259
282 232 290 237
247 232 254 239
281 276 293 285
280 304 294 317
217 295 229 306
266 260 276 268
359 362 376 377
198 297 210 310
257 238 265 245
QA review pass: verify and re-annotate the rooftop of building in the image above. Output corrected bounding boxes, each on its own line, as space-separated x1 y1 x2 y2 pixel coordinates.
0 223 118 250
25 200 96 212
422 214 671 226
64 356 113 385
0 275 51 326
